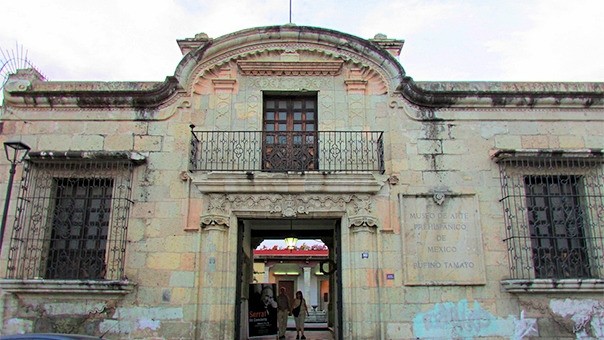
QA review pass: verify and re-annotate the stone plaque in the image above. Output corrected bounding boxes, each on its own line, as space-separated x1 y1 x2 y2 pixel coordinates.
401 194 486 285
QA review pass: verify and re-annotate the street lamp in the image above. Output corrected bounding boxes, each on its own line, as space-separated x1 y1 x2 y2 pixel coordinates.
0 141 30 254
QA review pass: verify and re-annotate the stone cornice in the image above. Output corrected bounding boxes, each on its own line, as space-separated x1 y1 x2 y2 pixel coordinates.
3 70 184 111
28 150 148 164
399 76 604 109
0 279 136 296
490 148 604 162
501 279 604 293
189 172 385 194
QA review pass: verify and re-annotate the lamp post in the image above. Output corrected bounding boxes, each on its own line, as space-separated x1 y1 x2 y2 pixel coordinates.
0 141 30 255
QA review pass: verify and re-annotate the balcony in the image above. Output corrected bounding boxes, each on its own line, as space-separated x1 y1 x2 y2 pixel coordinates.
189 130 384 174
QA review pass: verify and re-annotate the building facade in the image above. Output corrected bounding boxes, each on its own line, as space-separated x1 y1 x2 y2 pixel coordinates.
0 25 603 339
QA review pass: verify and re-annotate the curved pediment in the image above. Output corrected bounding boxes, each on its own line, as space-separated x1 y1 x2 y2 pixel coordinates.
175 25 406 96
189 49 392 96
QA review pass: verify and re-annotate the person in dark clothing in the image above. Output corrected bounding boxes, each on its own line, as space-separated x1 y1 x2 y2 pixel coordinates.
292 290 310 339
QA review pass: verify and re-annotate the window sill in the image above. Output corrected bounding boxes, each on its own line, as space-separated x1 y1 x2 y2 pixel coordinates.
0 279 136 296
501 278 604 293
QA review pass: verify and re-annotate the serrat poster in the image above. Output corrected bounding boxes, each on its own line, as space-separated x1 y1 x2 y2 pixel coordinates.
248 283 278 337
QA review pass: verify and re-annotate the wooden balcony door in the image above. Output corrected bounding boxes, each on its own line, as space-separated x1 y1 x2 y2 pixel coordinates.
262 95 318 171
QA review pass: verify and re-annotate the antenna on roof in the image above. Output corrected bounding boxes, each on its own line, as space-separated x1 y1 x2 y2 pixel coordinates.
289 0 292 23
0 42 46 103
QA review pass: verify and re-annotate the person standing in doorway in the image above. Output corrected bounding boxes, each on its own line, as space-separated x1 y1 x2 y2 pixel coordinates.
292 290 309 339
276 286 291 339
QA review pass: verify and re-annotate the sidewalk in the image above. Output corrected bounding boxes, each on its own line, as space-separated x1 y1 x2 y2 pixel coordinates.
250 317 333 340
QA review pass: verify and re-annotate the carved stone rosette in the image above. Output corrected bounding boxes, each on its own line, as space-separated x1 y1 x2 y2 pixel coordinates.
199 193 380 229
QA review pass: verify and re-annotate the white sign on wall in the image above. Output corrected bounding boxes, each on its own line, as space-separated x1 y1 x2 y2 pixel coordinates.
400 193 486 285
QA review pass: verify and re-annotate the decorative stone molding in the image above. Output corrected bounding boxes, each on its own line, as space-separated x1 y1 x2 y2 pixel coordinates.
175 26 403 94
3 69 184 111
344 79 367 94
190 172 385 194
368 33 405 57
200 214 230 230
390 98 604 122
199 194 231 229
212 79 237 93
349 216 379 230
193 172 384 228
349 221 378 233
177 32 211 55
399 76 604 109
347 192 378 231
245 76 333 91
347 193 374 216
433 192 446 205
490 148 604 162
0 279 136 296
501 279 604 293
27 151 148 165
210 66 237 93
237 60 343 76
280 50 300 61
233 193 353 217
345 68 367 94
199 193 379 229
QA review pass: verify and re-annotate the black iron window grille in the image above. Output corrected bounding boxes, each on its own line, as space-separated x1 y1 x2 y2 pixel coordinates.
6 158 134 280
497 155 604 280
189 130 385 173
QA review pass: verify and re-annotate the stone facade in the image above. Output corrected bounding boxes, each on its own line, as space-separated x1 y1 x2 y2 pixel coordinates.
0 25 603 339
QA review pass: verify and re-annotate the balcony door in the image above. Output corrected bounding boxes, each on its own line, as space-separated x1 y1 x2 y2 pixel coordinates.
262 95 318 171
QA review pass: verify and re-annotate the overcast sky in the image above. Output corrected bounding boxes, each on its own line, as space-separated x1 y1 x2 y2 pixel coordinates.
1 0 603 84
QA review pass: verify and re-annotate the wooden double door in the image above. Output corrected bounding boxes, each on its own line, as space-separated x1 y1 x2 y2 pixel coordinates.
263 95 318 171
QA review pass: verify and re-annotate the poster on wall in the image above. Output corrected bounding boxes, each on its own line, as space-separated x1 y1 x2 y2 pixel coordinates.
248 283 278 337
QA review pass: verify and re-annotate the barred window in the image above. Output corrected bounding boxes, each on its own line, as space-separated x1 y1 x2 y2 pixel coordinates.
524 175 590 278
46 177 113 279
6 154 137 281
496 151 604 281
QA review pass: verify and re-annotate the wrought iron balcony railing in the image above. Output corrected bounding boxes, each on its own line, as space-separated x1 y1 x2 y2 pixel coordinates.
190 130 384 173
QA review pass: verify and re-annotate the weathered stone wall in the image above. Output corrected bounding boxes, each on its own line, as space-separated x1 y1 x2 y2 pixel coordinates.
0 110 203 337
0 25 603 339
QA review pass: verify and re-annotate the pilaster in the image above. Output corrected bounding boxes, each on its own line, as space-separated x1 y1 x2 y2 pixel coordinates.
196 221 233 339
